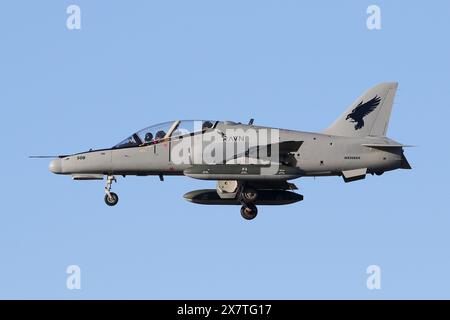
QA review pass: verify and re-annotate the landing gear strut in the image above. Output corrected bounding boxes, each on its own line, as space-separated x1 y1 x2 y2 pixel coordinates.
104 175 119 206
241 188 258 203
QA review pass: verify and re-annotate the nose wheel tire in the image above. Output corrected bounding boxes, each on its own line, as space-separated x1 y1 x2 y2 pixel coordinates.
104 192 119 206
240 203 258 220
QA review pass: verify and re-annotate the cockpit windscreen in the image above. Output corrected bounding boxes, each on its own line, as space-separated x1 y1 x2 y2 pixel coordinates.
113 120 217 149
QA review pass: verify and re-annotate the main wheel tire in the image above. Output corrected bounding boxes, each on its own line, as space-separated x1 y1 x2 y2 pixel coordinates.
242 188 258 203
240 203 258 220
104 192 119 206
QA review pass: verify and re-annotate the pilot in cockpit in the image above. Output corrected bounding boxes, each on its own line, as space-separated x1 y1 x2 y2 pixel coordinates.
155 130 166 140
202 121 213 130
144 132 153 143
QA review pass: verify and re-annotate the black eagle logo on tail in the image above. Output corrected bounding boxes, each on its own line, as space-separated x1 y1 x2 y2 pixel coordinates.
345 95 381 130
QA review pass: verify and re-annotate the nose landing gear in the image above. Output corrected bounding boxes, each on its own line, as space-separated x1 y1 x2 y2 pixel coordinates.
104 175 119 206
104 192 119 206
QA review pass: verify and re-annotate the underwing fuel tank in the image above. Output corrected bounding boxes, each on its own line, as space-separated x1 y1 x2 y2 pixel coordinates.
183 189 304 205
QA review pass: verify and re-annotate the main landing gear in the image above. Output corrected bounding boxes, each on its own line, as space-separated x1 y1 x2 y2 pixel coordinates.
104 175 119 206
240 203 258 220
239 187 258 220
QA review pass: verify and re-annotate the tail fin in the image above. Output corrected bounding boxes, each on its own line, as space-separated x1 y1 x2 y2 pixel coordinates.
323 82 398 137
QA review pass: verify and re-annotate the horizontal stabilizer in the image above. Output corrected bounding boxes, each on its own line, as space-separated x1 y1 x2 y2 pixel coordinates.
362 143 415 148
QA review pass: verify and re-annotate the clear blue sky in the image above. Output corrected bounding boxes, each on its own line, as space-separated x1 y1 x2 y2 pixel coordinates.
1 1 449 299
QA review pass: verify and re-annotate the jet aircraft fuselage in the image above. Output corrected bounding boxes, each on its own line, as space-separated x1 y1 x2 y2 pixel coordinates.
44 82 411 220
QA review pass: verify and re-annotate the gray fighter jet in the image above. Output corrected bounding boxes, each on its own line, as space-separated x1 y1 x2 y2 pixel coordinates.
40 82 411 220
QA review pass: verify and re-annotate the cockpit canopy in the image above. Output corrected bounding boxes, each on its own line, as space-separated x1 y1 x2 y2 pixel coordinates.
113 120 217 149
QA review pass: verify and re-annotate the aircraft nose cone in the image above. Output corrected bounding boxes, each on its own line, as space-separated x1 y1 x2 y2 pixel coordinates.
49 158 62 174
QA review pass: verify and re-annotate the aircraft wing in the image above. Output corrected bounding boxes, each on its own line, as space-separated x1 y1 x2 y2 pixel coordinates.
183 163 302 181
229 140 303 164
183 140 303 180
